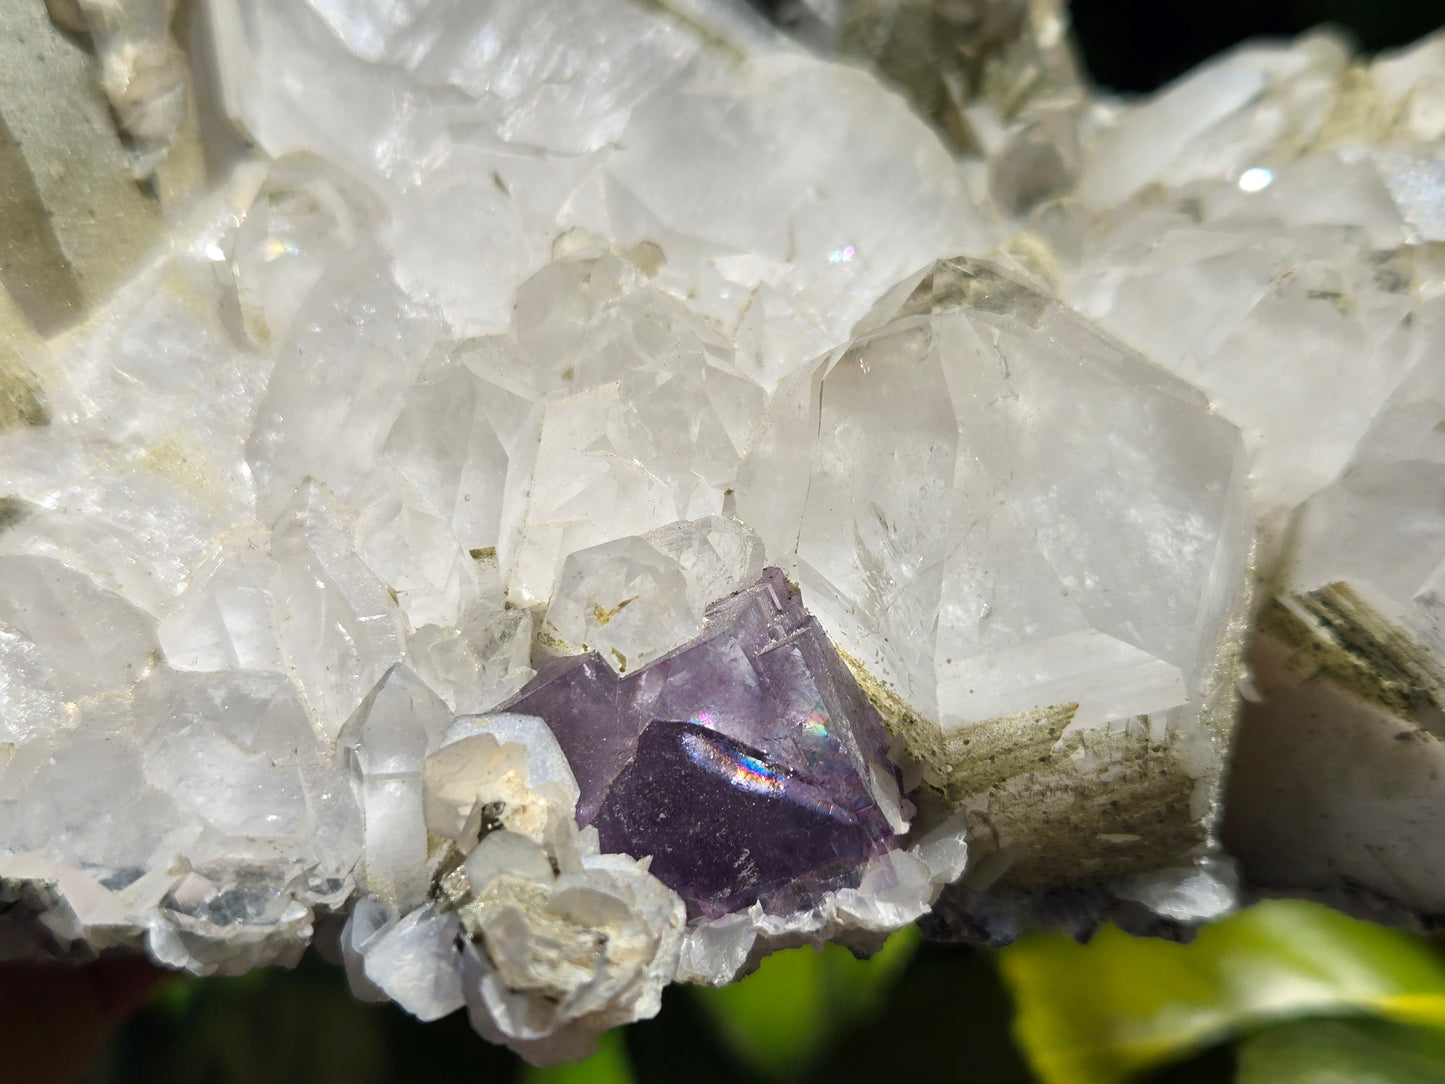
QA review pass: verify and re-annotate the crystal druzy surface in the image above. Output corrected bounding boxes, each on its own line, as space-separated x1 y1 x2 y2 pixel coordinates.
502 568 902 917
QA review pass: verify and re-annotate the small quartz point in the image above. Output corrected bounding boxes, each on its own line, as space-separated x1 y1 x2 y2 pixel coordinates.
337 664 451 909
502 568 904 918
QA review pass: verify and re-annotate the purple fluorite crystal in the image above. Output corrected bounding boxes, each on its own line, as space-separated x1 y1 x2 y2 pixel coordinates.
502 568 903 918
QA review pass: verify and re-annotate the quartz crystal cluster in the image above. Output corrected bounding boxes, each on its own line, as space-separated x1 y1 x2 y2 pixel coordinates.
0 0 1442 1063
1019 27 1445 924
738 255 1251 901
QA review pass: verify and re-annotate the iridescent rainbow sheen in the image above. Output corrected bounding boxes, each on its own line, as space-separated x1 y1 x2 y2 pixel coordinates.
801 702 829 737
680 729 784 795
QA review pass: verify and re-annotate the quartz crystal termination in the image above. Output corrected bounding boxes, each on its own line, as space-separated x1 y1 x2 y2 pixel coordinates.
504 568 905 919
1027 26 1445 921
738 256 1254 915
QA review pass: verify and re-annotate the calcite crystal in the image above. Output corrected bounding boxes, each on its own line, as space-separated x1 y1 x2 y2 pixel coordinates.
345 712 686 1062
505 568 904 918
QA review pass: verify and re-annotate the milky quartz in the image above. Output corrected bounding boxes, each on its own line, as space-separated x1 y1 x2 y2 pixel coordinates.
1223 311 1445 914
1051 32 1445 543
0 0 990 1059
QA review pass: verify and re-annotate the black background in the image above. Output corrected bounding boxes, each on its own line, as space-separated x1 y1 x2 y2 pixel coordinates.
1070 0 1445 91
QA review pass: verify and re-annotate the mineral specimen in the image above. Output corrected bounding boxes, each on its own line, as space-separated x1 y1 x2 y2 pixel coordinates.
0 1 163 333
1 0 1443 1066
1223 330 1445 915
1037 26 1445 917
345 712 687 1061
506 567 904 918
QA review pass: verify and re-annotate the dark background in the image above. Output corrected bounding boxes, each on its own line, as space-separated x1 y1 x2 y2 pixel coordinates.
754 0 1445 91
1069 0 1445 90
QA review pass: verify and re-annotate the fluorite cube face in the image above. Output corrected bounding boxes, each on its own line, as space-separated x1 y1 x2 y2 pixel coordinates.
502 568 902 917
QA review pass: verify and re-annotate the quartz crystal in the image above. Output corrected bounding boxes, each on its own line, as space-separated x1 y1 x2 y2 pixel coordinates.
1223 323 1445 914
337 664 451 909
4 0 1444 1063
738 256 1253 893
1028 26 1445 918
1057 33 1433 548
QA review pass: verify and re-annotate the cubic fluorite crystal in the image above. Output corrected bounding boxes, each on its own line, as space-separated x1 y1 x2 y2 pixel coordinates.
504 568 903 918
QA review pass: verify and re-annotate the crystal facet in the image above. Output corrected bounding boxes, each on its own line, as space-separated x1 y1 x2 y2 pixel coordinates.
738 257 1253 890
504 568 903 917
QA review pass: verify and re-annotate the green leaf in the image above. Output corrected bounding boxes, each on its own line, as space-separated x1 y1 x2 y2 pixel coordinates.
522 1028 636 1084
999 898 1445 1084
692 925 920 1080
1236 1018 1445 1084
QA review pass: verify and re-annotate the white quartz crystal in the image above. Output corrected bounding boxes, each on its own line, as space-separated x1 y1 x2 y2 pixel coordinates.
1053 30 1445 546
1223 303 1445 912
542 536 702 673
737 256 1253 890
337 664 451 908
538 517 765 672
1031 27 1445 914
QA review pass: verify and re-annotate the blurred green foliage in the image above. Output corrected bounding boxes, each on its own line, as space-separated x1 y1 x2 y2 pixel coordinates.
691 926 919 1079
1001 900 1445 1084
1236 1018 1445 1084
77 899 1445 1084
81 926 1034 1084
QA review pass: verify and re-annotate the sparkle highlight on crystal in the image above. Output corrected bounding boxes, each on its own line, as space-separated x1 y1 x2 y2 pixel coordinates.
680 728 785 794
1238 167 1273 192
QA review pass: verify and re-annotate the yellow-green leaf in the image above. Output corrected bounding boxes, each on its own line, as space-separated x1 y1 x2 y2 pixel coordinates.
522 1029 636 1084
999 898 1445 1084
1237 1018 1445 1084
692 925 920 1080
